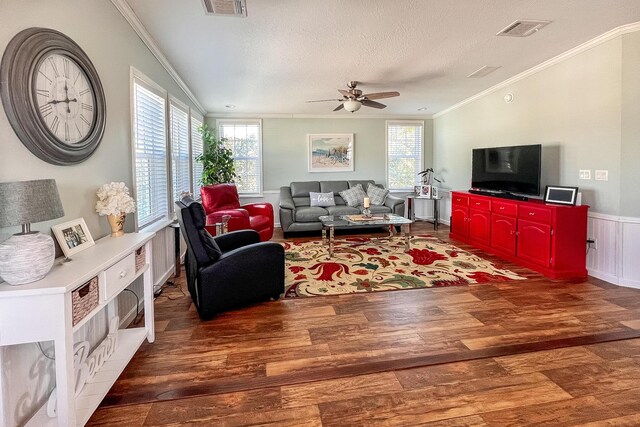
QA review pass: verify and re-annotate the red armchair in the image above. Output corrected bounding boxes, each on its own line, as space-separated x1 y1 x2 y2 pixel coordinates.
200 184 274 241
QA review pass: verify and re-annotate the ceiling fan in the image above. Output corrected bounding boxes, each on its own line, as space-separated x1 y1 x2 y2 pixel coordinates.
307 81 400 112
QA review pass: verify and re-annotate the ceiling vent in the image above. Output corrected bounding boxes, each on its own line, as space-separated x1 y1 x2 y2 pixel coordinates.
201 0 247 17
497 20 551 37
467 66 501 78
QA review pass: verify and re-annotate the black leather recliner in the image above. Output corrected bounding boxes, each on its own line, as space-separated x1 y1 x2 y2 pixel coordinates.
176 197 285 320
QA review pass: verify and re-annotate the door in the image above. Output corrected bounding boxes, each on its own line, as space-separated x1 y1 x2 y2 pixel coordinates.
491 214 517 255
469 209 491 244
517 219 552 266
451 206 469 238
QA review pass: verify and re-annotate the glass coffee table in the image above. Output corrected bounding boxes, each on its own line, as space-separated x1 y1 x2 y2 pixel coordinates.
319 214 413 257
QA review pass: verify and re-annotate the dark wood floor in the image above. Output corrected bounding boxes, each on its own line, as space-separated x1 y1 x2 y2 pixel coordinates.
89 223 640 426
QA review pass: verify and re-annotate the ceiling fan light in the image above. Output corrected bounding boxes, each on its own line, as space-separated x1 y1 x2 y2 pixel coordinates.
343 100 362 113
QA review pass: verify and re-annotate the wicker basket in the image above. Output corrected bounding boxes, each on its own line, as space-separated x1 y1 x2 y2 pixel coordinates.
135 246 146 272
72 277 99 326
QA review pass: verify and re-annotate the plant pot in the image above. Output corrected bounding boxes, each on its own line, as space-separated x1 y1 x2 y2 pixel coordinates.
107 213 126 237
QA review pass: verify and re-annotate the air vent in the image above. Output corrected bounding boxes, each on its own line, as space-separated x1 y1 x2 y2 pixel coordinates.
467 66 501 78
497 20 550 37
201 0 247 17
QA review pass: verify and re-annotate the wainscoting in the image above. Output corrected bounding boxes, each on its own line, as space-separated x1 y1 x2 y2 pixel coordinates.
587 213 640 288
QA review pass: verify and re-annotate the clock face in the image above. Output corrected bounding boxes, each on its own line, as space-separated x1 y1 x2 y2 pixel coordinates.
34 53 95 144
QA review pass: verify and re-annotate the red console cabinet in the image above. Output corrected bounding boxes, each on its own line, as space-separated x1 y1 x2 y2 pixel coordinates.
449 191 589 280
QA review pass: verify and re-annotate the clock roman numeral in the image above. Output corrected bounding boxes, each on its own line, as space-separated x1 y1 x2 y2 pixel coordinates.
36 89 50 97
38 71 52 84
80 115 91 127
64 123 70 142
81 103 93 111
75 123 82 136
62 58 70 78
48 57 60 77
39 103 53 118
79 89 90 96
51 116 60 134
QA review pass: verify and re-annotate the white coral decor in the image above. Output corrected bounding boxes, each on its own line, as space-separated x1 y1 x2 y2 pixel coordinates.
95 182 136 216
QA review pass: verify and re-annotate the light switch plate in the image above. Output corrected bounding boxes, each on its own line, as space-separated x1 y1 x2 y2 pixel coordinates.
579 170 591 180
595 170 609 181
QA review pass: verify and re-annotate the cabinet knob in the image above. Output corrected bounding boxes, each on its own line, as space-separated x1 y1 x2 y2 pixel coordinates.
119 270 127 279
529 212 535 216
475 202 480 205
456 198 460 202
499 206 505 210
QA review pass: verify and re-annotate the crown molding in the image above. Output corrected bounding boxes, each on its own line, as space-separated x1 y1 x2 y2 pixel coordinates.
433 21 640 119
111 0 207 115
206 112 433 119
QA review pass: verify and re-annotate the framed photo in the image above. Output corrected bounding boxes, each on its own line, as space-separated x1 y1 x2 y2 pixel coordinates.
52 218 95 258
308 134 354 172
544 185 579 205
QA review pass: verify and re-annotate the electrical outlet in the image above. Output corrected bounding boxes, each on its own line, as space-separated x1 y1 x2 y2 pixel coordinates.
595 170 608 181
587 238 597 250
579 170 591 180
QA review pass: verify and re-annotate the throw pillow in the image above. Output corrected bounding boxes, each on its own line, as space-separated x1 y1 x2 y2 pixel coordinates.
339 184 367 207
309 192 336 207
366 183 389 206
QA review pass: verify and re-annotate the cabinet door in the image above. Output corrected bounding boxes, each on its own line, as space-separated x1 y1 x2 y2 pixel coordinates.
491 214 517 255
469 209 491 243
517 219 552 266
451 206 469 237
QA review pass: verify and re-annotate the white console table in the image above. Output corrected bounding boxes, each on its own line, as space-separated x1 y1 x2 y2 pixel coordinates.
0 232 155 426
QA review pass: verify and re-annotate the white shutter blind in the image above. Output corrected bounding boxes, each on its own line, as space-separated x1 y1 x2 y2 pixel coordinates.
191 116 204 198
170 101 190 204
387 121 423 190
219 120 262 194
133 81 168 228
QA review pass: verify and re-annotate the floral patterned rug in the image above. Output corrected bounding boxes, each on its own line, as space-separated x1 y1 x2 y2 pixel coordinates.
283 234 525 298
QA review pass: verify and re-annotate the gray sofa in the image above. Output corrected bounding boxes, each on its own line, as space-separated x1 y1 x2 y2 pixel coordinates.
279 180 405 236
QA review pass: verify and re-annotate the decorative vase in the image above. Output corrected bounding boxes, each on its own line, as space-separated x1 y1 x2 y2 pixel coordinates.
107 213 126 237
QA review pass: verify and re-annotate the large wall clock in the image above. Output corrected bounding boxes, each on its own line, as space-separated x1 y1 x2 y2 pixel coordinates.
0 27 106 165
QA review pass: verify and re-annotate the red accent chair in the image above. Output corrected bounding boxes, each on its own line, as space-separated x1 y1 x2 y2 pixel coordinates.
200 184 274 241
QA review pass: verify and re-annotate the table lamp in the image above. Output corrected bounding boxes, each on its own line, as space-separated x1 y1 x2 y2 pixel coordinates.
0 179 65 285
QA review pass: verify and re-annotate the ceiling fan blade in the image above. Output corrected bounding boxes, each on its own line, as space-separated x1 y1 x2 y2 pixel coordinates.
333 103 345 111
306 99 343 103
360 91 400 100
361 99 386 109
338 89 353 98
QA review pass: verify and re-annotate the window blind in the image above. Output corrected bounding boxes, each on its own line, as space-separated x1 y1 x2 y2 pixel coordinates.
170 101 190 204
387 121 424 190
191 116 204 198
133 81 168 228
218 120 262 194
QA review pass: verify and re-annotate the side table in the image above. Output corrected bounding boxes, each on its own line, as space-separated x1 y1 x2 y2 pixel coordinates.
406 195 442 230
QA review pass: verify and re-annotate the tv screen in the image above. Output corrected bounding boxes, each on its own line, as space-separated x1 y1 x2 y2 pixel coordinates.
471 144 542 196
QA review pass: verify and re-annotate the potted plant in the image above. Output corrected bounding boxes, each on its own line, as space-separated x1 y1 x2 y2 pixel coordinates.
196 124 237 185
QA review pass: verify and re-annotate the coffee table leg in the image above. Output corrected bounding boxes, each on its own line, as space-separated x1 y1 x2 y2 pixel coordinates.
403 224 410 251
388 224 394 238
329 226 335 257
322 225 327 246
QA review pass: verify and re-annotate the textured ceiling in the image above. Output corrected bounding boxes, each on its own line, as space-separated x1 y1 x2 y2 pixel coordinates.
126 0 640 116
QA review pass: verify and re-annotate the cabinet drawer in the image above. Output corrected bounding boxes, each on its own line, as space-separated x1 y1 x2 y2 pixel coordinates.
519 205 552 224
452 193 469 206
492 200 518 217
102 253 136 302
469 197 490 211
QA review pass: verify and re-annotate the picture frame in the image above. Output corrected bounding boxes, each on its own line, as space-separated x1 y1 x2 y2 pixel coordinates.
308 133 354 172
544 185 579 205
52 218 95 258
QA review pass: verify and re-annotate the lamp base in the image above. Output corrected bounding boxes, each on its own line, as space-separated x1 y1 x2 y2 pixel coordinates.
0 232 55 285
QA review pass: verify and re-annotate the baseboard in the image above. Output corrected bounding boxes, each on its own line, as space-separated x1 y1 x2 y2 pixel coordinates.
154 266 174 293
618 277 640 289
588 269 620 286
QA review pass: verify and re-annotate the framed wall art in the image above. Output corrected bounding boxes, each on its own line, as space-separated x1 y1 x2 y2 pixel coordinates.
52 218 95 259
308 134 354 172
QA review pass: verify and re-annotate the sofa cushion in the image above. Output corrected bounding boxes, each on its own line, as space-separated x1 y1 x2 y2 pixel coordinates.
320 181 349 195
291 181 320 197
366 183 390 205
348 180 377 190
295 206 329 222
293 197 311 207
326 205 360 216
339 184 367 207
367 205 392 214
310 192 336 207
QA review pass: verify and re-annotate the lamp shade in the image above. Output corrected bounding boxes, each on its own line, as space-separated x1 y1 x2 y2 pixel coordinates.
0 179 64 228
343 100 362 113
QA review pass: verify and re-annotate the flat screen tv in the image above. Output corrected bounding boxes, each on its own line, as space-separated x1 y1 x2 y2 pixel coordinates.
471 144 542 196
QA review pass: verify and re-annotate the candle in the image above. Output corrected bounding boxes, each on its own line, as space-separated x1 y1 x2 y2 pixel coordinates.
363 197 370 208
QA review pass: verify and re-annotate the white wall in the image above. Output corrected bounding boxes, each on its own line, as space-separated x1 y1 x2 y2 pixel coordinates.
0 1 198 425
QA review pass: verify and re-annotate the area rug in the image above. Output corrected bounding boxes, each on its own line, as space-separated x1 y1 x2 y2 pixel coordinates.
283 234 525 298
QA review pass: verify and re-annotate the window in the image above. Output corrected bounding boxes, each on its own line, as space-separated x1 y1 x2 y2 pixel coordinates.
169 98 190 204
218 120 262 194
190 114 204 198
132 73 168 228
386 121 424 191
